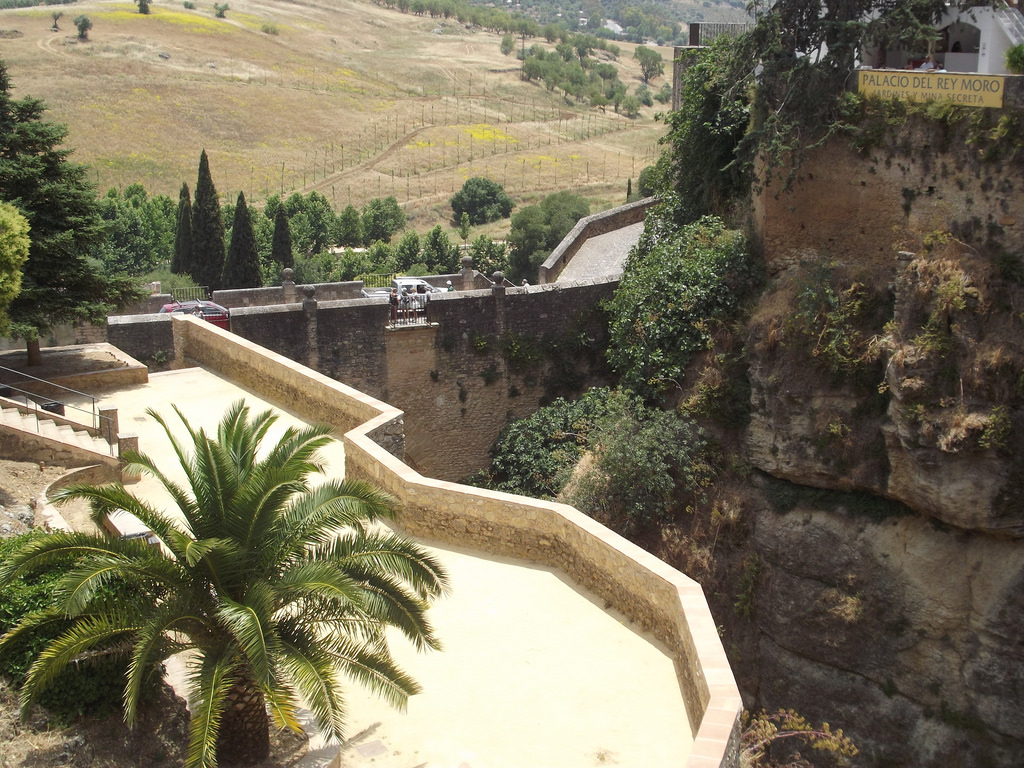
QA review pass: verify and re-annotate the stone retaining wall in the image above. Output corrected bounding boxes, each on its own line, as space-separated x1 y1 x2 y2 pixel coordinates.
174 315 741 768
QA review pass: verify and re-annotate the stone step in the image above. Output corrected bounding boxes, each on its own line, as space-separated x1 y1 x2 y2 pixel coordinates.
0 407 111 456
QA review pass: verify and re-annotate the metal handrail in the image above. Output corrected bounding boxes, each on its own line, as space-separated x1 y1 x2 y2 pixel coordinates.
0 364 116 455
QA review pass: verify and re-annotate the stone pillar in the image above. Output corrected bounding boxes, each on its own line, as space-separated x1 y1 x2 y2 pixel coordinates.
460 255 474 291
302 284 319 371
98 407 118 447
118 433 140 482
492 271 507 337
282 268 297 304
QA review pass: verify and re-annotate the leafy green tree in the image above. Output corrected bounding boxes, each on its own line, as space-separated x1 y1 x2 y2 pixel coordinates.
50 11 62 30
361 196 404 245
458 212 471 244
637 165 658 198
270 203 293 271
336 204 363 248
0 402 448 768
620 94 641 118
223 191 262 289
477 388 610 498
191 149 226 291
450 177 514 225
607 216 760 399
421 225 458 274
500 34 515 55
395 230 421 272
633 46 664 83
565 390 715 532
0 201 29 334
0 61 139 365
468 235 508 277
213 2 228 17
507 191 589 283
364 240 397 275
507 205 547 283
74 15 91 40
94 186 174 277
284 191 336 256
136 0 150 14
172 182 194 276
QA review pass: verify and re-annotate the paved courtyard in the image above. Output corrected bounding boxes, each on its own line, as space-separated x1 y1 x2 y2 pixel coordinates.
80 367 692 768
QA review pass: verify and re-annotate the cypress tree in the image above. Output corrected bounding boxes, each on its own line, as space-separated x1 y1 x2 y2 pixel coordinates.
271 203 293 271
172 182 193 276
223 191 262 289
191 149 225 292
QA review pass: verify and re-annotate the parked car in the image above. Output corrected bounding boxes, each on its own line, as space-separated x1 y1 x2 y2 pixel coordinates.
360 277 446 300
159 300 230 330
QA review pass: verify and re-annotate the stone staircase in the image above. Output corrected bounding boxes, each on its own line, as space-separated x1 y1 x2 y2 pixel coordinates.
0 401 117 466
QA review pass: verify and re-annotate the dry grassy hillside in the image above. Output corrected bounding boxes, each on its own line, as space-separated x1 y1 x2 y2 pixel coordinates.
0 0 668 232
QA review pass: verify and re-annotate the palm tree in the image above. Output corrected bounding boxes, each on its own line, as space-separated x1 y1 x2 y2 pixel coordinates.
0 401 448 768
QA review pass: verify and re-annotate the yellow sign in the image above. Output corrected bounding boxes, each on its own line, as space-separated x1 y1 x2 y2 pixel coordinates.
858 70 1005 108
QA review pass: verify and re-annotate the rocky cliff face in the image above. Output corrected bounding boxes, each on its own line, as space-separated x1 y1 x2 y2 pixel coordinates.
731 118 1024 766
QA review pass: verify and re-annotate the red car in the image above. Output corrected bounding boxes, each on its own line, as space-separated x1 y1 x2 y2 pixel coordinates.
159 300 231 330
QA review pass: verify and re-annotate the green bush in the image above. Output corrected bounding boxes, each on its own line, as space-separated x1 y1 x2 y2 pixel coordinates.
566 391 716 531
1006 43 1024 75
0 532 138 722
606 215 760 399
474 388 610 497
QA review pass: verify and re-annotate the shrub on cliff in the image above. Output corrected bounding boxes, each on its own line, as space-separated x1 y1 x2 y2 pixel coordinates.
475 387 610 498
564 390 716 532
606 215 761 400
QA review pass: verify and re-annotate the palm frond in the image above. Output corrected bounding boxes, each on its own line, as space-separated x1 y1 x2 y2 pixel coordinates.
276 626 348 740
19 614 139 720
0 530 138 586
261 676 303 734
320 531 450 600
215 587 276 687
321 632 421 710
351 574 442 652
123 601 197 726
185 651 237 768
273 480 399 561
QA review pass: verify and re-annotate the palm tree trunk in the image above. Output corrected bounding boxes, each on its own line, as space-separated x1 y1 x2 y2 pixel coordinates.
215 679 270 766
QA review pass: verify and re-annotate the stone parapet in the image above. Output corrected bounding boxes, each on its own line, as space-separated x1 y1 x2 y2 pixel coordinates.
171 316 741 768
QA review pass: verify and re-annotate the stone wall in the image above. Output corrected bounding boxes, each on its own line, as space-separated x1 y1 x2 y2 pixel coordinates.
110 277 615 481
539 197 656 283
107 314 176 366
753 114 1024 271
173 315 742 768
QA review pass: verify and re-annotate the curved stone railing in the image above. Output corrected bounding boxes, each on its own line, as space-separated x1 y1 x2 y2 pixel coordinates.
173 314 742 768
538 196 657 284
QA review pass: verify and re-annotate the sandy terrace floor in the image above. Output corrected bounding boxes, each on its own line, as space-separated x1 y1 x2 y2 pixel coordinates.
60 366 692 768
